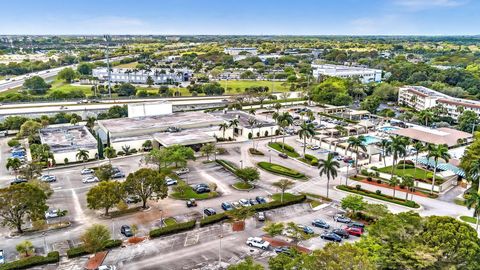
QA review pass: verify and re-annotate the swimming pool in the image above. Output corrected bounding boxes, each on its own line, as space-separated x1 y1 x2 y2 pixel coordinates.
379 126 399 132
363 135 381 145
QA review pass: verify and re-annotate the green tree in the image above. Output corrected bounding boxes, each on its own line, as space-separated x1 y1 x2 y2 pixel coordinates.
276 112 293 150
341 195 366 214
412 141 424 178
389 177 400 198
77 62 93 75
318 153 340 198
76 149 90 166
347 136 367 171
142 140 153 151
388 136 406 180
18 120 42 138
263 222 284 237
360 96 381 114
426 144 451 194
200 143 216 161
124 168 168 209
146 148 170 171
19 162 42 180
458 110 478 133
465 191 480 231
104 147 116 164
6 158 22 177
418 109 435 127
80 224 111 254
272 179 295 202
402 175 415 201
95 164 114 181
86 181 124 215
228 257 264 270
146 75 154 87
379 139 391 168
23 76 50 95
117 83 137 96
168 145 195 168
96 134 104 159
218 123 229 139
235 167 260 186
302 243 375 270
57 67 76 83
298 122 315 157
16 240 35 257
0 184 48 233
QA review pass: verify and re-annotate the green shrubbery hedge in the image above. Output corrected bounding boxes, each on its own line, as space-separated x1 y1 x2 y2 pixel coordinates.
257 162 305 179
66 239 122 258
200 213 229 227
268 142 300 158
216 159 238 174
0 252 59 270
149 220 196 238
248 148 264 156
299 154 318 166
338 185 420 208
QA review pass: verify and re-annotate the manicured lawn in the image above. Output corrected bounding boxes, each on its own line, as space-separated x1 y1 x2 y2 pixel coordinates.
268 142 300 158
272 192 298 201
218 80 291 93
337 185 420 208
459 216 478 224
309 200 322 208
114 61 139 68
163 217 177 226
232 182 254 190
376 165 444 184
257 162 305 179
170 180 219 200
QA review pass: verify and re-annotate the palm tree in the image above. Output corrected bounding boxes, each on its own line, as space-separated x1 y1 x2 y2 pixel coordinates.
402 175 414 201
276 112 293 151
389 177 399 198
228 118 239 129
272 179 295 203
426 144 451 194
465 191 480 231
70 117 79 126
467 160 480 193
86 116 96 131
298 123 315 157
379 139 391 168
273 103 282 113
346 136 367 171
247 118 257 149
219 123 229 139
104 147 116 164
388 136 406 180
412 142 425 179
400 137 411 176
6 158 21 177
122 145 132 155
418 110 434 127
76 149 89 167
318 153 340 199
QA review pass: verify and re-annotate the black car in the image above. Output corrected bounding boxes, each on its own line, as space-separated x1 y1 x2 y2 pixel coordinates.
312 219 330 229
278 153 288 159
112 172 125 179
121 225 133 237
10 178 28 185
332 228 350 239
195 187 211 194
204 208 216 216
256 196 267 204
248 198 259 206
186 199 197 207
320 232 342 242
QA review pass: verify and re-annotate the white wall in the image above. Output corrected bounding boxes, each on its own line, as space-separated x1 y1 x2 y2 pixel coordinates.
128 102 173 118
111 139 146 153
54 148 98 164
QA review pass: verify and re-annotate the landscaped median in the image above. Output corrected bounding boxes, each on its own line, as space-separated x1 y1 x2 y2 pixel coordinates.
459 216 478 224
337 185 420 208
149 220 196 238
67 239 122 258
170 180 219 200
257 162 306 179
268 142 300 158
297 154 319 166
215 159 257 189
0 251 59 270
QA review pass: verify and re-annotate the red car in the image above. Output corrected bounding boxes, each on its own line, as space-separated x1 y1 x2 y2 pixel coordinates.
345 226 363 236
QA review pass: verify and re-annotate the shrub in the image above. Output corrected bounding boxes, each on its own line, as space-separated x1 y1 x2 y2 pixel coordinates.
310 159 319 166
7 139 20 148
361 169 369 176
64 158 69 164
337 185 420 208
376 179 382 184
367 177 372 181
375 190 382 195
375 172 380 177
371 166 378 171
268 142 299 157
200 213 228 227
249 148 264 156
355 185 361 190
257 162 305 179
130 149 138 154
0 251 59 270
67 239 121 258
149 220 196 238
216 159 238 174
117 151 125 156
398 160 414 165
397 164 414 169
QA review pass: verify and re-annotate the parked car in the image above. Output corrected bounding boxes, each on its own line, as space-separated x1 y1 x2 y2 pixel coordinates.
112 172 125 179
256 212 266 222
121 225 133 237
274 246 291 254
45 209 61 219
333 214 352 223
278 153 288 159
221 202 233 211
348 222 365 232
311 145 320 150
204 208 216 216
125 195 141 204
231 201 242 209
332 228 350 239
246 237 270 250
175 168 190 175
298 225 314 234
82 176 99 183
238 199 251 207
312 219 330 229
165 177 178 186
256 196 267 204
195 186 210 194
40 175 57 182
10 178 27 185
0 250 4 264
98 266 116 270
186 199 197 207
248 198 259 206
81 168 94 175
345 226 363 236
320 231 342 242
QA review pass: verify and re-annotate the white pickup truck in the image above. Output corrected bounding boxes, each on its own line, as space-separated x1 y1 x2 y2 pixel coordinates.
246 237 270 250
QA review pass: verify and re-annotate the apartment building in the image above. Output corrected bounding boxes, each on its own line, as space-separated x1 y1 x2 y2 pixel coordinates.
398 86 480 120
311 64 382 84
92 67 191 84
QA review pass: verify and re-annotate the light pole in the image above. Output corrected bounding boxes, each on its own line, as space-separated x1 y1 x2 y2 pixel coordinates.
42 232 47 253
240 160 243 169
345 164 350 186
269 149 272 163
218 221 223 266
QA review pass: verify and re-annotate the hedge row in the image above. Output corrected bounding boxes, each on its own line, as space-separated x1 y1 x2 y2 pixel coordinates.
149 220 196 238
268 142 300 158
0 252 59 270
298 154 318 166
257 162 305 179
216 159 238 174
200 195 307 227
337 185 420 208
248 148 264 156
66 239 122 258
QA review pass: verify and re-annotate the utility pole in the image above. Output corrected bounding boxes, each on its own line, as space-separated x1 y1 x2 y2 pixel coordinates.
104 35 112 98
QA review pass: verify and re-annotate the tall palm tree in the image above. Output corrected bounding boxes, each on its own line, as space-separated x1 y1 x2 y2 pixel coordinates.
318 153 340 199
6 158 22 177
380 139 391 168
86 116 96 131
219 123 229 139
402 175 414 201
298 123 315 157
76 149 90 167
465 191 480 231
418 110 434 127
104 147 116 164
346 136 367 171
400 137 411 176
276 112 293 151
389 177 399 198
426 144 451 194
248 118 257 149
412 142 425 179
388 136 406 180
467 160 480 193
228 118 239 129
272 179 295 203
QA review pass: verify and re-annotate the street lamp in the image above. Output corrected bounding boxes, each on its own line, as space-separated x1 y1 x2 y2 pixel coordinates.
42 232 47 253
345 164 350 186
269 149 272 163
240 160 243 169
218 221 223 266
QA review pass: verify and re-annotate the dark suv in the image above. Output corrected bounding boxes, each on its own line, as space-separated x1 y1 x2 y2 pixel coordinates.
121 225 133 237
204 208 216 216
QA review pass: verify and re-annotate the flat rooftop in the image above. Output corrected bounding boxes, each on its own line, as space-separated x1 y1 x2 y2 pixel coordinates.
39 126 97 153
98 111 225 137
211 110 276 128
153 127 217 147
391 127 472 147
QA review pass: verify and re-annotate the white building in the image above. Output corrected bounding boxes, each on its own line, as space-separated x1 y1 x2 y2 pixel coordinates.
398 86 480 120
127 101 173 118
92 67 191 85
311 64 382 84
224 47 258 56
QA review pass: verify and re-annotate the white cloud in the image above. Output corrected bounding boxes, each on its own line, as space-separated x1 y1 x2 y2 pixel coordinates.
394 0 467 10
349 15 417 35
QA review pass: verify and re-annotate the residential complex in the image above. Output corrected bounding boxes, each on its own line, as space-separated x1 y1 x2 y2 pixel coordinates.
398 86 480 120
311 64 382 83
223 47 258 56
92 67 192 84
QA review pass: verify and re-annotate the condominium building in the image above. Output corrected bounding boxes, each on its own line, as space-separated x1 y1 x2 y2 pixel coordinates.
311 64 382 84
92 67 191 84
398 86 480 120
223 47 258 56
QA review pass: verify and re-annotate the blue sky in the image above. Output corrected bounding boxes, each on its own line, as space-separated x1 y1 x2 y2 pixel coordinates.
0 0 478 35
